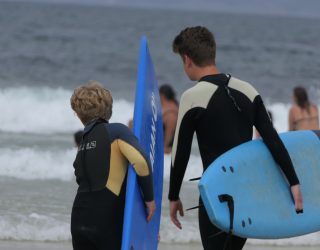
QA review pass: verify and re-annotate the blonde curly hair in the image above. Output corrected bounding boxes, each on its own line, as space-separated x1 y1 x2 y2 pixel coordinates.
70 80 113 124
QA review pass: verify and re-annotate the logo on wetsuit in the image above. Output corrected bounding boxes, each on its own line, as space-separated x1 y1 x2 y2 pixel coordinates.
78 141 97 151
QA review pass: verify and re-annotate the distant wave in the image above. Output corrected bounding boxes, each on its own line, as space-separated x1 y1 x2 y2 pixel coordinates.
0 86 295 134
0 87 134 134
0 148 76 180
0 213 70 241
0 145 202 181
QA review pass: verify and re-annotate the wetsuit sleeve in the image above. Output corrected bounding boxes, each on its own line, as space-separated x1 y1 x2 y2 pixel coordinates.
117 125 154 202
254 96 299 186
168 92 197 201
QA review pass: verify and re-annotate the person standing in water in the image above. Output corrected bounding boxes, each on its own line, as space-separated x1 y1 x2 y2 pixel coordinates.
159 84 179 154
128 84 179 154
73 130 84 148
70 80 155 250
289 86 319 131
168 26 303 250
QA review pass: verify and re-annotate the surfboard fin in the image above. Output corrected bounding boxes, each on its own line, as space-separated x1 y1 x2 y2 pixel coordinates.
218 194 235 250
189 177 201 181
218 194 234 234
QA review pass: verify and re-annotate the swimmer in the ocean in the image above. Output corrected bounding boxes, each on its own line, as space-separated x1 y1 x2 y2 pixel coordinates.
289 86 319 131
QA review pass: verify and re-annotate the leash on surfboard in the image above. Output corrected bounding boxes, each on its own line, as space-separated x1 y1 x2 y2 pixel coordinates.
186 204 204 211
189 177 201 181
187 177 203 211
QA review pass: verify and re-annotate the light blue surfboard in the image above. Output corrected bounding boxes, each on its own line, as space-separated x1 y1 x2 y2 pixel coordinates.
121 37 164 250
199 130 320 239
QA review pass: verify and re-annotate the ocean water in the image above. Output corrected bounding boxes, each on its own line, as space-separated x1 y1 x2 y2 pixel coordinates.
0 0 320 246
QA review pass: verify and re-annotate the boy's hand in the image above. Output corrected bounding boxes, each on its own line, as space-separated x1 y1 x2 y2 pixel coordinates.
170 200 184 229
145 200 156 222
291 184 303 214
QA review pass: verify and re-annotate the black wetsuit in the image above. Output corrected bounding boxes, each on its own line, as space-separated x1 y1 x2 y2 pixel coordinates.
168 74 299 250
71 118 153 250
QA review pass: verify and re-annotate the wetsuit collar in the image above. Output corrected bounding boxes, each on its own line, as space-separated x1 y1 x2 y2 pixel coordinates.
83 118 108 134
199 74 231 86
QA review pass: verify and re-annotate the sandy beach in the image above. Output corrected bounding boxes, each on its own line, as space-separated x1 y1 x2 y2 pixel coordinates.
0 240 319 250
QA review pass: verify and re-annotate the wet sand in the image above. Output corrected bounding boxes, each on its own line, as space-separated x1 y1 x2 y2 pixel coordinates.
0 240 319 250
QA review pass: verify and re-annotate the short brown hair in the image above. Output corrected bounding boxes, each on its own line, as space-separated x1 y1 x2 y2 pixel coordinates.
70 80 113 124
173 26 216 66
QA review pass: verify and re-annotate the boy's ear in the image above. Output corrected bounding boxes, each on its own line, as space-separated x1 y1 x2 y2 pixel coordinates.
181 55 191 66
184 55 193 68
181 54 187 63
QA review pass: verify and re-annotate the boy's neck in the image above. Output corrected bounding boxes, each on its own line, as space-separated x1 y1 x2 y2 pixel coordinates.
193 64 219 81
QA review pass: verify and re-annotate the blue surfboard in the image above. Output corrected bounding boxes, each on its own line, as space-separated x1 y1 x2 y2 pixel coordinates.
199 130 320 239
121 37 164 250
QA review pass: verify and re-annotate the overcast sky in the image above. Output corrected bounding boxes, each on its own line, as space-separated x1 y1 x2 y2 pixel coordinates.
2 0 320 18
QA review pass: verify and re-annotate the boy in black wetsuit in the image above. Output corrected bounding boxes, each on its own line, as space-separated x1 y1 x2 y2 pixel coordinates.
70 81 155 250
168 26 303 250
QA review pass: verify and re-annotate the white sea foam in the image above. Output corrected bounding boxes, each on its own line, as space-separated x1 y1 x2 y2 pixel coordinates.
0 213 70 241
0 148 75 180
0 86 310 134
0 212 319 245
267 103 292 133
0 87 133 134
160 216 201 244
0 146 201 181
163 154 203 181
248 233 320 246
159 222 320 245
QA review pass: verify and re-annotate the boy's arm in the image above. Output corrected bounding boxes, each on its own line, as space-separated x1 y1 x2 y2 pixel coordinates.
117 124 154 202
168 92 197 201
254 96 299 186
254 96 303 212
